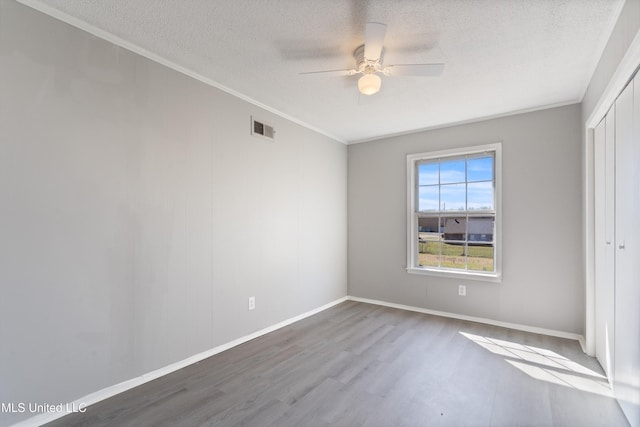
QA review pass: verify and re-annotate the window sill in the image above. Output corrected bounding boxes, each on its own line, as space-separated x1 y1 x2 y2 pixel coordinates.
406 267 502 283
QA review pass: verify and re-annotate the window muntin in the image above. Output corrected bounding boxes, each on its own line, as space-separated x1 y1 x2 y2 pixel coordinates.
408 145 501 279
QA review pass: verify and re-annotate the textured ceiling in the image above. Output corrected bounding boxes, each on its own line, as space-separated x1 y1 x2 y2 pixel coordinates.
22 0 624 143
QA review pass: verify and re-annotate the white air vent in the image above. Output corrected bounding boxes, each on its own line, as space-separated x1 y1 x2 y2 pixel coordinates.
251 117 275 141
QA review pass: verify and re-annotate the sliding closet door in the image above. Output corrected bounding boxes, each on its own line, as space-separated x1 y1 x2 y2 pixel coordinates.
594 112 615 379
614 78 640 426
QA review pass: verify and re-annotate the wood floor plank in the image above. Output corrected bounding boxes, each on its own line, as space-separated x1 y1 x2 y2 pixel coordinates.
44 301 628 427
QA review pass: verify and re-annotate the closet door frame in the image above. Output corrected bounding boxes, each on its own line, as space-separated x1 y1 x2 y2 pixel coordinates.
584 39 640 357
585 38 640 427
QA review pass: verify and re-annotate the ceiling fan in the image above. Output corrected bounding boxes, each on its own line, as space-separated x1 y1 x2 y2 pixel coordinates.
301 22 445 96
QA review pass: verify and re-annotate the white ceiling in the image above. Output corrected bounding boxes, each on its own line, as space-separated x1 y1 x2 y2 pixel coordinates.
25 0 624 143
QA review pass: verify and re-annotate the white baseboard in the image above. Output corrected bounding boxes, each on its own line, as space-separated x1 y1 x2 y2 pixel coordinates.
347 296 585 344
12 296 348 427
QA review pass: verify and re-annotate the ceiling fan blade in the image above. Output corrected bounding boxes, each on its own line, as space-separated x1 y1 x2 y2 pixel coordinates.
364 22 387 61
384 63 445 76
299 69 356 76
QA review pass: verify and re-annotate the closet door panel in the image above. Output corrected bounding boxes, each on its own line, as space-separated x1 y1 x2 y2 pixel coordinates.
614 78 640 426
604 109 616 378
594 114 614 379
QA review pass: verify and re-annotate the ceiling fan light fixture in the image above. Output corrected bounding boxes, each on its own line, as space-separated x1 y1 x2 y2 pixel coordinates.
358 73 381 95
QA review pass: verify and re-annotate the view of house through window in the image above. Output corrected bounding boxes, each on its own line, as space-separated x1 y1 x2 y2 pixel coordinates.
408 145 500 276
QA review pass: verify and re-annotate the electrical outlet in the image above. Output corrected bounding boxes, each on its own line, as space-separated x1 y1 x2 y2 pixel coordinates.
458 285 466 297
248 296 255 310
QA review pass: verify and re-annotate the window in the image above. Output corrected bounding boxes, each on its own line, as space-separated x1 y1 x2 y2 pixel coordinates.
407 143 501 280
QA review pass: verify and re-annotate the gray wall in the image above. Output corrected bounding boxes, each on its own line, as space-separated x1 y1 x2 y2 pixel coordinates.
582 0 640 123
348 104 583 334
0 2 347 425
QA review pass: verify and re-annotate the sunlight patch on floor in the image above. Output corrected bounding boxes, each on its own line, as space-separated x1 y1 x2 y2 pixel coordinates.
460 331 613 398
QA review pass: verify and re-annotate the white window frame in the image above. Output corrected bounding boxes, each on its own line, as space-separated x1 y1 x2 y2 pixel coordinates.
406 143 502 282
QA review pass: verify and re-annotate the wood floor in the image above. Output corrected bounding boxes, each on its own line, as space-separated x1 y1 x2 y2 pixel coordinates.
45 301 628 427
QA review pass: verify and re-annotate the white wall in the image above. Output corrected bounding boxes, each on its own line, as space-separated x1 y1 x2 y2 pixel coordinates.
0 2 347 425
348 104 583 334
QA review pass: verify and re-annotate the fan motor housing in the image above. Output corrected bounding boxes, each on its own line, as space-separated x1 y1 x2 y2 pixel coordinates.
353 44 384 71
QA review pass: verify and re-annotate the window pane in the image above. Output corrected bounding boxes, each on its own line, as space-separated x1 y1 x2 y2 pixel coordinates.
418 217 440 267
440 184 466 211
418 217 439 233
467 245 494 272
468 216 494 244
418 162 438 186
440 242 466 270
443 217 466 242
418 185 439 211
467 181 494 210
418 240 440 267
467 156 493 182
440 159 465 184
